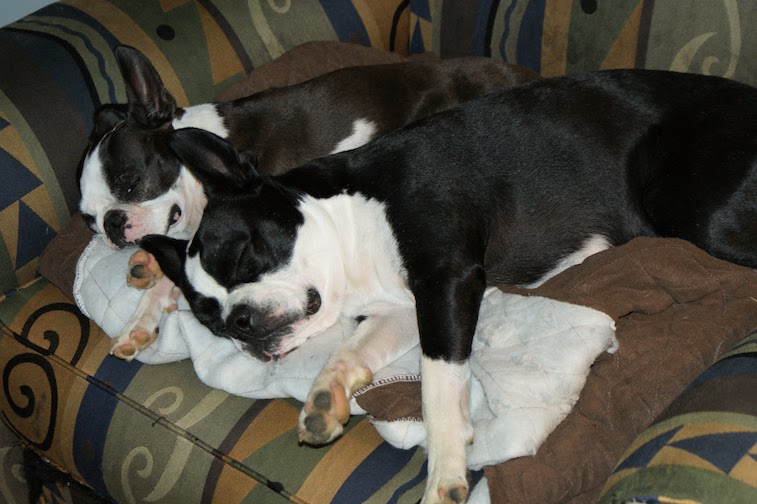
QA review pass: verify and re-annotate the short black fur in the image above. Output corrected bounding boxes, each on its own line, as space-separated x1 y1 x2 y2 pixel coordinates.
148 69 757 364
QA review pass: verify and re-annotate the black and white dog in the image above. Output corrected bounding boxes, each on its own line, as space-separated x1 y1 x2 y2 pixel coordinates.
77 45 537 358
140 69 756 502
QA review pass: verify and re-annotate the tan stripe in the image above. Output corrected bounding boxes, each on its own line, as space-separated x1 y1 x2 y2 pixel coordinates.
22 185 59 230
0 120 40 180
540 0 573 76
160 0 190 12
212 401 298 501
352 0 387 50
296 420 383 502
196 1 244 85
0 202 19 267
231 400 300 458
600 0 643 70
62 0 190 106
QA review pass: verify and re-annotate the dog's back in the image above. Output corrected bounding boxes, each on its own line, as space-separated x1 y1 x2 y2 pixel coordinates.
290 69 757 282
220 58 538 175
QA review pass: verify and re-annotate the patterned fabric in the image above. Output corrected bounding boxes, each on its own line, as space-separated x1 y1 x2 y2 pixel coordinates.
4 1 757 502
0 0 410 294
0 280 447 503
411 0 757 85
599 329 757 504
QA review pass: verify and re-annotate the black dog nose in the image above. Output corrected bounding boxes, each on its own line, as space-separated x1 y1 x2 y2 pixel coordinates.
230 304 252 331
104 209 128 247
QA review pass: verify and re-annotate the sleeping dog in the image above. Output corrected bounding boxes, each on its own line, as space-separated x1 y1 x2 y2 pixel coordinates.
139 69 756 502
78 45 537 358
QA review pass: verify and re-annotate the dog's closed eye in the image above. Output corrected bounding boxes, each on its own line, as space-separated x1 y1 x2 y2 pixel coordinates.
306 288 321 316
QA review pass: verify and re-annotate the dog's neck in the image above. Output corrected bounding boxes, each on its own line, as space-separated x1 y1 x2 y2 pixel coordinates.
296 193 414 317
173 103 230 138
171 168 207 240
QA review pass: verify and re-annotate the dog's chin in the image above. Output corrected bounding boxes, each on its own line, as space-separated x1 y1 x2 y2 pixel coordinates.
232 336 296 363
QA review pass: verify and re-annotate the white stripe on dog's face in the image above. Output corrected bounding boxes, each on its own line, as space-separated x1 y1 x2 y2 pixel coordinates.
80 143 117 231
330 118 377 154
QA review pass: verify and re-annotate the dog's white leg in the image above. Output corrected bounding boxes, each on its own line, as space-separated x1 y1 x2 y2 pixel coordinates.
110 251 179 360
298 305 418 445
421 356 473 504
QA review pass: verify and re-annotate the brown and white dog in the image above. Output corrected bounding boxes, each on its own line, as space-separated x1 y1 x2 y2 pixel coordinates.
78 45 538 358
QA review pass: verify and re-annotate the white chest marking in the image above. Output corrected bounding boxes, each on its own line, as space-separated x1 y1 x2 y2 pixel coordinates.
174 103 229 138
527 234 611 288
79 143 116 220
330 118 378 154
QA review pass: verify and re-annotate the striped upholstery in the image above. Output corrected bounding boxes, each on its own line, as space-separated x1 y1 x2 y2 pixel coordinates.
1 281 437 502
409 0 756 84
3 1 757 503
599 330 757 503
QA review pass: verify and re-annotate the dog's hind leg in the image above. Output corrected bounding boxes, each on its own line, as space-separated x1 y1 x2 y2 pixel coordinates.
298 305 419 446
110 251 180 360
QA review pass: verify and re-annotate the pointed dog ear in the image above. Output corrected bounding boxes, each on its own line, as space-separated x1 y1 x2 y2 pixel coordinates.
91 104 128 142
114 45 177 127
168 128 260 197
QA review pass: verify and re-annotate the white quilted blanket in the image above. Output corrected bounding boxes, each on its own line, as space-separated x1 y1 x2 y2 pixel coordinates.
75 235 617 470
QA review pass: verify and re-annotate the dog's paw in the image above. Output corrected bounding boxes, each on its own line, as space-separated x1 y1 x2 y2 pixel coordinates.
126 250 163 289
422 473 469 504
298 381 351 445
298 364 373 446
110 328 158 361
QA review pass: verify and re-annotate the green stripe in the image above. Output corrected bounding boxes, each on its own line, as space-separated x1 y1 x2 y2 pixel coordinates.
0 231 17 293
364 448 426 504
599 465 757 504
0 277 48 327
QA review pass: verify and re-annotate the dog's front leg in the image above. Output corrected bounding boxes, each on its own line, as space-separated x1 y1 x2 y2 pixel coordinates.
110 250 180 360
421 357 474 504
413 265 485 504
298 305 419 445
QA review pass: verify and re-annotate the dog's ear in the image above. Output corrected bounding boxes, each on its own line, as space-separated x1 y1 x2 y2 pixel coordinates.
91 104 128 141
138 235 188 288
114 45 176 128
169 128 261 197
